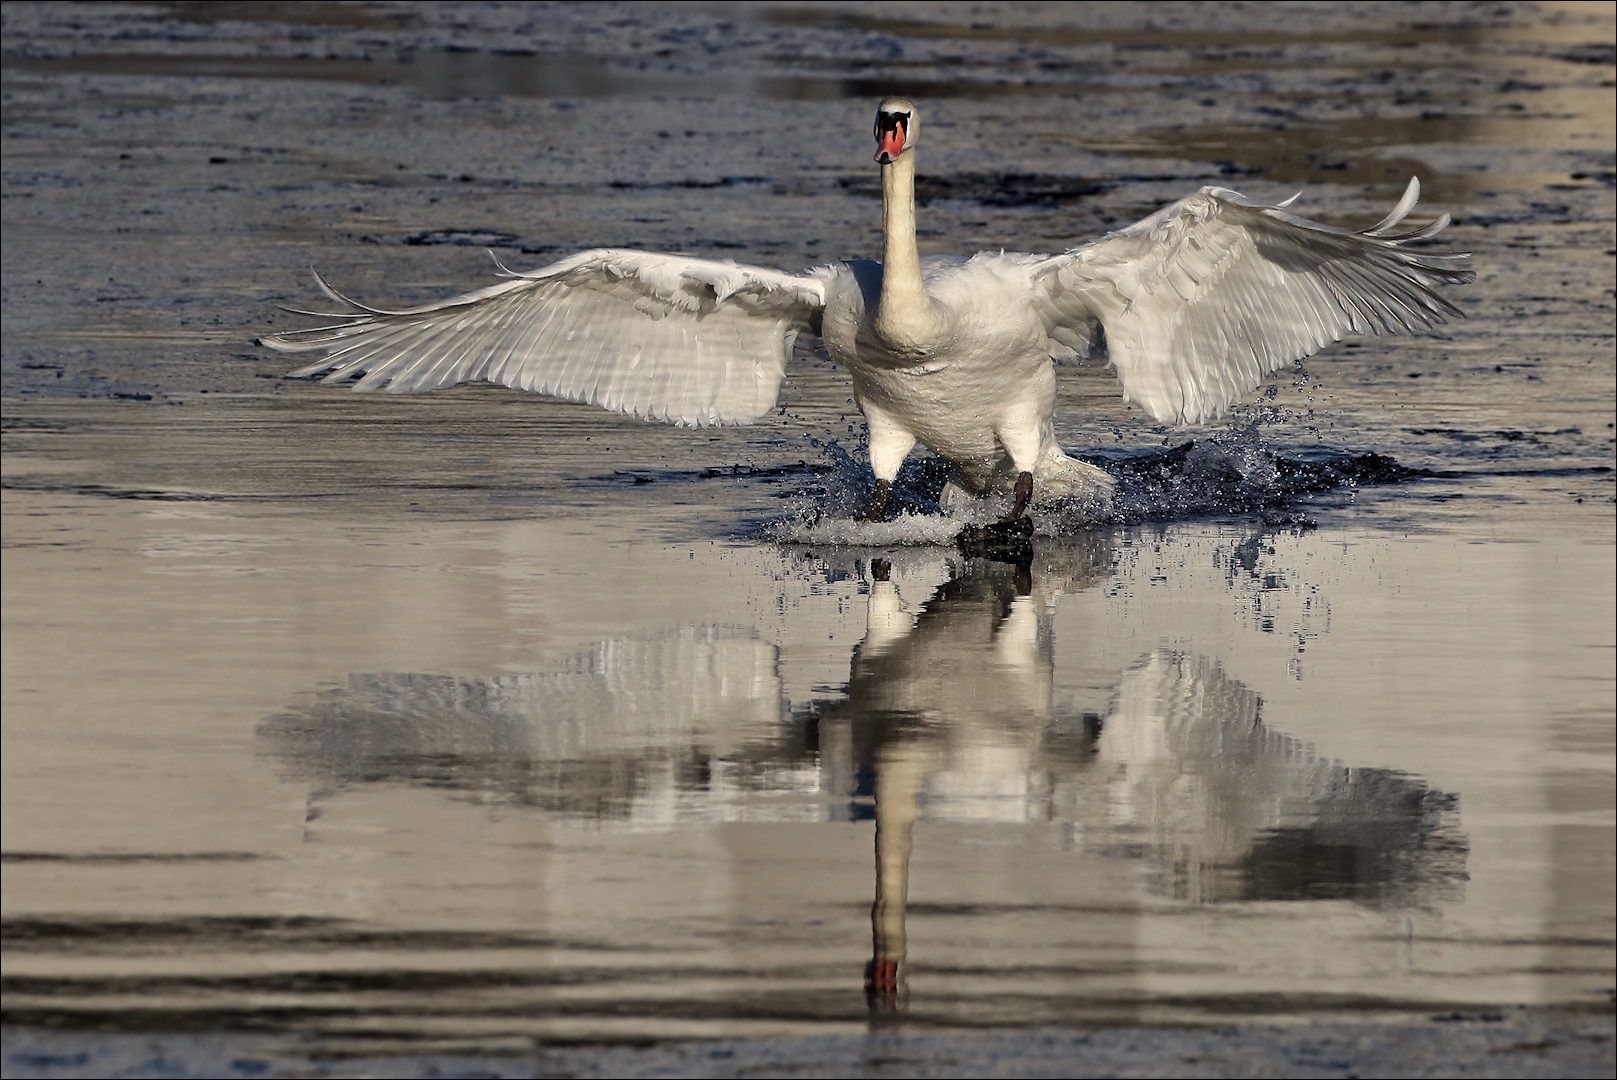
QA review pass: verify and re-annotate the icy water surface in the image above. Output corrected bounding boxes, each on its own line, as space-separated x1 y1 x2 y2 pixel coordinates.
2 1 1613 1073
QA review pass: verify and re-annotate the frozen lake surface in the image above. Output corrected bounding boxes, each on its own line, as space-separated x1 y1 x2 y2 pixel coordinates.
2 2 1612 1076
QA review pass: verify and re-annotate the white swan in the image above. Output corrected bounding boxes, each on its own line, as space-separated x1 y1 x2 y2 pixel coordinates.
262 98 1472 525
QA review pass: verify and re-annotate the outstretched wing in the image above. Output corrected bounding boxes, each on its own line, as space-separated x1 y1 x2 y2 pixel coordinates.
260 249 828 426
1030 178 1473 425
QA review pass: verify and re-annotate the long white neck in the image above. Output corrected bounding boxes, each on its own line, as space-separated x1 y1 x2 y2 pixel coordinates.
874 150 938 353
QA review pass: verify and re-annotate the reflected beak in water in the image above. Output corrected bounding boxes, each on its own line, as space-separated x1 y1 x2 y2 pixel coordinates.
865 957 901 1006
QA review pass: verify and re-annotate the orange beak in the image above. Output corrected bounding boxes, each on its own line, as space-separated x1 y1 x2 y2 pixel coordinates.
874 120 906 164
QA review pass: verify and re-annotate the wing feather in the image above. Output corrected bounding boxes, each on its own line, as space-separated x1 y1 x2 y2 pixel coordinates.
262 249 828 426
1031 178 1472 424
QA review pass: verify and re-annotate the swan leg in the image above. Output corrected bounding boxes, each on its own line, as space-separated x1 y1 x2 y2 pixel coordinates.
862 400 917 521
955 419 1039 554
864 479 893 522
994 413 1044 523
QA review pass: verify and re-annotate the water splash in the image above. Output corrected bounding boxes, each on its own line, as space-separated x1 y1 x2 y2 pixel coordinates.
1098 419 1429 528
770 423 1431 546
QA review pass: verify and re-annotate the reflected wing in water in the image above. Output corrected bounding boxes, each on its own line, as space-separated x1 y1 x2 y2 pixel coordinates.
1095 650 1468 909
259 626 787 822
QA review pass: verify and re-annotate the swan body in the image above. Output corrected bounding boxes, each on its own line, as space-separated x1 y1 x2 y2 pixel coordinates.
263 98 1472 522
819 253 1104 510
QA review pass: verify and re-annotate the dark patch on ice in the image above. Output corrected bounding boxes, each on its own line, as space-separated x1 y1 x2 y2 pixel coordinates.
0 478 339 503
1 851 264 865
402 228 521 247
1554 42 1617 65
585 460 831 490
839 171 1113 208
609 176 772 191
0 479 229 502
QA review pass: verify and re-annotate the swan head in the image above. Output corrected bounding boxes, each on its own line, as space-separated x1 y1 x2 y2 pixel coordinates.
874 98 917 165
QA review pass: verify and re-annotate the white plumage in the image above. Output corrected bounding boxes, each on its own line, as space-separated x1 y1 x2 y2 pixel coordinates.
262 98 1471 521
270 249 822 425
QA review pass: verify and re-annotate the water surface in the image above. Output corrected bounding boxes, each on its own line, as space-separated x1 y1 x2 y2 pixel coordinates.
2 0 1612 1068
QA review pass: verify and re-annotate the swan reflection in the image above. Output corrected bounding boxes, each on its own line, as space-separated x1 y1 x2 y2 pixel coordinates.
260 626 797 824
814 550 1464 1002
1093 649 1465 908
260 540 1466 1007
